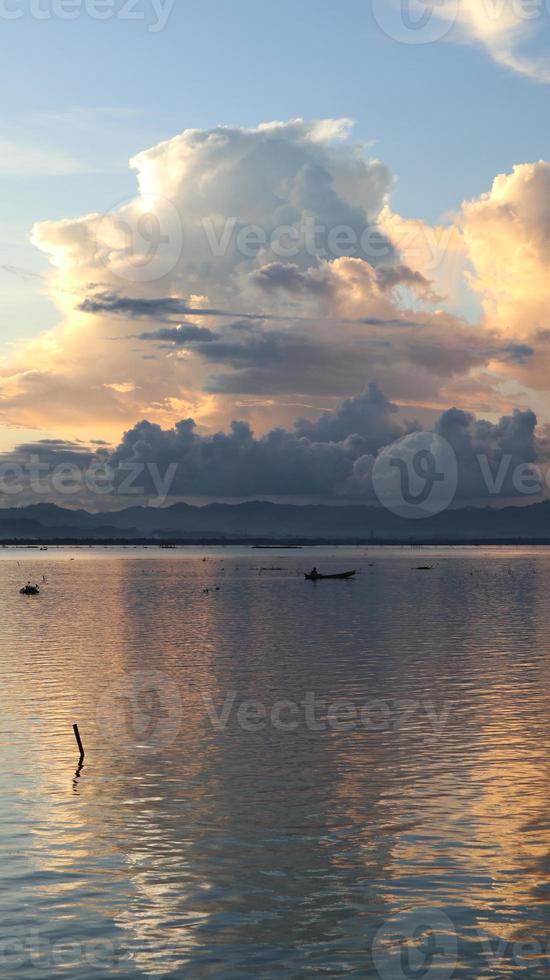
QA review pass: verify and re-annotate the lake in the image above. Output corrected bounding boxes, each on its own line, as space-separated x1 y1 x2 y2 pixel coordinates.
1 546 550 977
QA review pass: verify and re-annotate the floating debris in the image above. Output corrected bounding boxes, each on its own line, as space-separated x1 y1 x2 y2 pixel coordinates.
20 583 40 596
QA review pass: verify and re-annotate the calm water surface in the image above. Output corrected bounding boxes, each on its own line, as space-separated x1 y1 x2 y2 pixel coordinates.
1 546 550 978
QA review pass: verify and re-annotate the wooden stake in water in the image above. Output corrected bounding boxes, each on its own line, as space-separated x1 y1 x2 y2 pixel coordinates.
73 723 85 760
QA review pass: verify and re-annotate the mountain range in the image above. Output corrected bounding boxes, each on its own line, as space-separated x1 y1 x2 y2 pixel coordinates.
1 500 550 543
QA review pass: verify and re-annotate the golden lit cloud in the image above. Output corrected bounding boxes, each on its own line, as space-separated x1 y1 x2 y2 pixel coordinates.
1 121 549 452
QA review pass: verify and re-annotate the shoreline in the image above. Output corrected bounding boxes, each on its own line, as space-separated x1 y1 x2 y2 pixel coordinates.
3 537 550 547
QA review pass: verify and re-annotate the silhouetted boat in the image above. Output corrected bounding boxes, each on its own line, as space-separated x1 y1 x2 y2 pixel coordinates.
305 571 356 581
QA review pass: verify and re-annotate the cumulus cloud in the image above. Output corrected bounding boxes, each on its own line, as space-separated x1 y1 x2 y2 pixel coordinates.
457 161 550 412
1 119 405 436
462 162 550 337
1 116 548 457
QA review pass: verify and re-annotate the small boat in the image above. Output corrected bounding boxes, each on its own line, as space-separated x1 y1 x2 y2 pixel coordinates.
305 570 356 581
20 584 40 596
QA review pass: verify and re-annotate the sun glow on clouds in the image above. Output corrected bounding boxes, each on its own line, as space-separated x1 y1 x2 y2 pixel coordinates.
462 162 550 335
1 118 550 458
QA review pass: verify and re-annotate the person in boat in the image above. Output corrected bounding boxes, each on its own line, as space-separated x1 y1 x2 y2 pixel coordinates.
309 568 319 579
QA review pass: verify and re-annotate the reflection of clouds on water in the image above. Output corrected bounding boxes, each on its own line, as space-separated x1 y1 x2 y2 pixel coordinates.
2 552 550 975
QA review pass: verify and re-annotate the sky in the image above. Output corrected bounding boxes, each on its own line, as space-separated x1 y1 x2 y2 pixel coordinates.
2 0 550 508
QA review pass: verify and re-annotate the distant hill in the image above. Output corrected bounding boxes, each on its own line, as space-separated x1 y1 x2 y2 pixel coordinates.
0 499 550 543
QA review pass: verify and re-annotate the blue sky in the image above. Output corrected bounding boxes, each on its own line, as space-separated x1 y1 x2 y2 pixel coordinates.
4 1 550 206
3 1 550 283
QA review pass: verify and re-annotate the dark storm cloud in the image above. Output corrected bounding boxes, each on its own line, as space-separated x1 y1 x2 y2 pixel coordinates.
106 387 409 499
359 316 421 328
294 384 415 453
3 439 95 466
196 330 375 396
1 388 547 505
136 325 218 346
500 343 535 364
250 262 334 296
79 290 425 330
105 394 546 501
399 336 492 375
79 292 193 320
375 264 439 298
111 416 356 497
59 285 550 403
183 322 526 397
79 291 270 322
251 261 438 302
436 406 539 500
